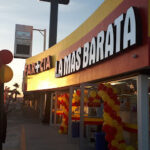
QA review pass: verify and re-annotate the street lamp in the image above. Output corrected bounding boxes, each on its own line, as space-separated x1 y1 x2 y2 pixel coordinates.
33 28 46 51
0 50 13 150
39 0 70 48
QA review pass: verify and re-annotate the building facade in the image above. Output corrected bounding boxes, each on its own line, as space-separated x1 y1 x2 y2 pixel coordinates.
23 0 150 149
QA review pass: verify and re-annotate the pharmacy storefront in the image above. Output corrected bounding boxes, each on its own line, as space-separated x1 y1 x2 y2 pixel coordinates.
23 0 150 150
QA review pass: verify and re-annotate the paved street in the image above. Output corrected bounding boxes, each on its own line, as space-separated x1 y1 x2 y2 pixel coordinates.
3 105 79 150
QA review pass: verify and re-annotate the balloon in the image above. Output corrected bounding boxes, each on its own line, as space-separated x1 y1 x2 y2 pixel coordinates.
88 97 94 102
90 90 96 97
0 49 13 64
93 99 99 103
58 130 62 134
98 83 128 149
105 83 112 88
73 93 76 97
108 143 112 150
72 98 76 103
98 83 104 90
65 93 69 99
96 94 100 99
75 95 80 101
110 146 118 150
119 143 126 150
107 87 113 95
112 88 118 94
0 65 13 83
97 91 101 97
105 134 113 142
102 93 110 102
84 97 88 102
115 133 123 141
126 146 135 150
76 90 81 96
111 140 119 147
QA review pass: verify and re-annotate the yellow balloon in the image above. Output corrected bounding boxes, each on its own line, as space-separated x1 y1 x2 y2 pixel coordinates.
112 87 118 94
84 97 88 102
0 65 13 83
73 93 76 97
107 99 114 107
64 127 68 134
105 83 112 88
90 90 97 98
58 97 62 101
111 140 119 147
98 90 104 97
119 143 126 150
102 93 109 102
58 130 62 134
72 98 76 103
74 95 80 101
93 99 98 103
114 105 120 111
126 146 135 150
115 133 123 141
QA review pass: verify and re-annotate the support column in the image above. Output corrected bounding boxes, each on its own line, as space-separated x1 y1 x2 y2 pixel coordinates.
68 87 73 137
49 0 58 47
80 84 85 147
50 93 53 125
54 92 58 125
39 94 43 120
42 93 47 122
0 83 4 150
137 75 149 150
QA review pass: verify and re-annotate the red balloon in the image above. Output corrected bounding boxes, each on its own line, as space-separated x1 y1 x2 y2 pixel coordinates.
98 83 107 91
76 90 81 96
104 102 107 106
104 105 110 113
107 88 113 95
96 95 100 99
108 144 112 150
111 147 118 150
65 93 69 99
88 97 94 102
98 84 104 90
105 134 113 142
0 50 13 64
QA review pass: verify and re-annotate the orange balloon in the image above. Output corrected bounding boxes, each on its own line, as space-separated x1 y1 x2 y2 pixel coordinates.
0 65 13 83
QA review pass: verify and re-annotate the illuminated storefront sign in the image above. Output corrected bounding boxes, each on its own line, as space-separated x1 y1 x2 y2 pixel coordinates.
14 24 33 59
24 55 52 75
55 7 141 78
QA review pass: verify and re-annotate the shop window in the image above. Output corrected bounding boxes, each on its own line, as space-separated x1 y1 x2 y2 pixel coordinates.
84 86 103 148
50 91 69 134
50 92 64 125
57 93 69 134
56 94 63 124
110 78 137 149
72 89 81 121
79 78 138 150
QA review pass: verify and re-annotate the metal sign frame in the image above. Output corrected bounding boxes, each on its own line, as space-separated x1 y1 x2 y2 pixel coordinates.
39 0 69 5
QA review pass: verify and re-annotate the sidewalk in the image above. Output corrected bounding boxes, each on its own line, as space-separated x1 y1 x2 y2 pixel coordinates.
3 106 80 150
24 123 79 150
